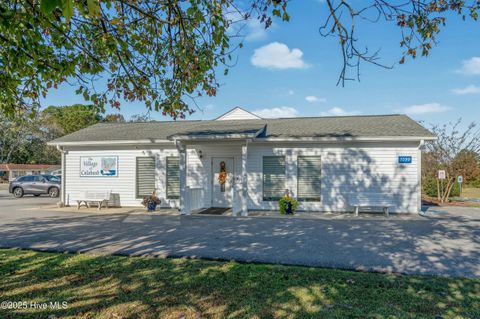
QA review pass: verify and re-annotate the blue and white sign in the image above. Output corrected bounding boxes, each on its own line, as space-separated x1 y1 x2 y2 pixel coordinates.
80 156 118 177
458 175 463 184
398 156 412 164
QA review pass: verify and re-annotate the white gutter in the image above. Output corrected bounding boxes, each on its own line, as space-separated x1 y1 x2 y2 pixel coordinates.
48 134 436 147
47 139 172 146
253 136 437 143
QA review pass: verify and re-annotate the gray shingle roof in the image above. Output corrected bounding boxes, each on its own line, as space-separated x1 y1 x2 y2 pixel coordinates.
49 114 435 144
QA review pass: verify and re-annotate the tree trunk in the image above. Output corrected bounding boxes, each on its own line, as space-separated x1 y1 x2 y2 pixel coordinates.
442 177 455 203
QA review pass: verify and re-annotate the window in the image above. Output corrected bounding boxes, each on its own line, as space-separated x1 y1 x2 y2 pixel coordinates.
18 176 34 182
136 157 156 198
297 156 322 202
44 175 60 182
166 157 180 199
34 175 45 182
263 156 286 201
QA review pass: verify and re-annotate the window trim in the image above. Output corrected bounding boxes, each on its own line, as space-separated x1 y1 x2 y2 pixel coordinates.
135 156 156 199
166 156 180 200
297 155 322 202
262 156 286 202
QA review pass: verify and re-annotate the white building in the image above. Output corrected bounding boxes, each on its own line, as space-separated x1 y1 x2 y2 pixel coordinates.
48 107 436 215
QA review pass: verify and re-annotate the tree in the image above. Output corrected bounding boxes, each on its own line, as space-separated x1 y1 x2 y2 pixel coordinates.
129 113 151 123
424 119 480 203
103 114 126 123
0 110 59 164
0 0 286 118
1 104 104 165
0 112 34 163
42 104 103 136
320 1 480 85
1 1 478 117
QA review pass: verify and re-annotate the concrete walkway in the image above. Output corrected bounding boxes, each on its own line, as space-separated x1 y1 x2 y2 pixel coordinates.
0 201 479 278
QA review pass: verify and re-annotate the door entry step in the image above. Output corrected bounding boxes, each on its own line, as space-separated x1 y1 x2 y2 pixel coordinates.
197 207 231 215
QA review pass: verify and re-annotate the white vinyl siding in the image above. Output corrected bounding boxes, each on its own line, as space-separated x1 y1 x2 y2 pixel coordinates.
62 140 421 213
263 156 286 201
136 157 156 198
166 157 180 199
247 142 421 213
297 156 321 202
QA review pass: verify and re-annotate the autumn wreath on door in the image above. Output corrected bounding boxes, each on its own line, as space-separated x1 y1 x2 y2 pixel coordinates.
218 161 227 192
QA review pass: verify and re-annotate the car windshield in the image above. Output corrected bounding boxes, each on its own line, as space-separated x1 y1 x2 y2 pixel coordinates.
44 175 60 182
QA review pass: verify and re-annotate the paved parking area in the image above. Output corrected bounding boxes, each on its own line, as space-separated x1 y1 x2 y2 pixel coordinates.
0 193 479 278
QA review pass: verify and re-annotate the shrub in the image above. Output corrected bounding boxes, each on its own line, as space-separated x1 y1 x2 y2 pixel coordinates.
422 177 460 198
466 178 480 188
278 197 298 214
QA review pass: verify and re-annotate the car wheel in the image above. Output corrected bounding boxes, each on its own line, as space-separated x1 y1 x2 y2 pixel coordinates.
13 187 24 198
34 194 41 197
48 187 59 198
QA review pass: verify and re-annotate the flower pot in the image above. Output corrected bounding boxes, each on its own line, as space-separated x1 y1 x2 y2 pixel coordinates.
286 202 293 215
147 202 157 212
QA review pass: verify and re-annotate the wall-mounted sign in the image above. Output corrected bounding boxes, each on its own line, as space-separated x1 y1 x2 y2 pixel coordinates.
398 156 412 164
80 156 118 177
438 170 446 180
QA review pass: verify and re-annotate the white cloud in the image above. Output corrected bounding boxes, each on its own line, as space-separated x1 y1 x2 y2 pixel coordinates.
245 19 268 41
459 57 480 75
400 103 450 115
305 95 327 103
320 107 359 116
251 42 309 70
451 84 480 95
226 11 269 42
253 106 299 118
203 104 214 111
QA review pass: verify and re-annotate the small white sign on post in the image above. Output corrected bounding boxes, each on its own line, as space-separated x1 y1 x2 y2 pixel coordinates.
457 175 463 184
438 170 446 180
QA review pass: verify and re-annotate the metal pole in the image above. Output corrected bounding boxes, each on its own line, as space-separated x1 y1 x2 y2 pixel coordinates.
441 179 444 203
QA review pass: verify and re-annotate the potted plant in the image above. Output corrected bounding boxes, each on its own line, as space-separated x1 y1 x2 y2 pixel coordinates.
142 191 161 212
278 189 298 215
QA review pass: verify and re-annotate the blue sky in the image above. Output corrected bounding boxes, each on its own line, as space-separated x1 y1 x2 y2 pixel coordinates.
42 1 480 127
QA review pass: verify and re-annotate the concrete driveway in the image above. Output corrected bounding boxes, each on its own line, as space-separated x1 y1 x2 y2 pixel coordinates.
0 197 479 278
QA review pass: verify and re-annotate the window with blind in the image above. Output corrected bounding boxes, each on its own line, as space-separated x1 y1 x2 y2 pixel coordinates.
297 156 322 201
263 156 286 201
166 157 180 199
136 157 156 198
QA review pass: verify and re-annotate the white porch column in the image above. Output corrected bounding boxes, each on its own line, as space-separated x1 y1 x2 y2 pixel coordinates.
241 142 248 216
177 142 189 215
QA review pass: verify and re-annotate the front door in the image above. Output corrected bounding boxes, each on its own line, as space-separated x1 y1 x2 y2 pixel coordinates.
212 157 234 208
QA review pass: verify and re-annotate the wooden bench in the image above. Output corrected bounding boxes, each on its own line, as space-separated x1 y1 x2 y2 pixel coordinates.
76 191 111 210
349 195 394 217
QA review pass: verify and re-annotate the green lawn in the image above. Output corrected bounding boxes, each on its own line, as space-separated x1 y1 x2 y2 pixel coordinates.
0 249 478 319
462 187 480 198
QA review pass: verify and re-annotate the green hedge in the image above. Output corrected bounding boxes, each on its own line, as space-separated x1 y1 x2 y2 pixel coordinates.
422 177 460 197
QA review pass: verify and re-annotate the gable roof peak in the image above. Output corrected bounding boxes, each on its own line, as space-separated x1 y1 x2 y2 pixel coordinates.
215 107 262 121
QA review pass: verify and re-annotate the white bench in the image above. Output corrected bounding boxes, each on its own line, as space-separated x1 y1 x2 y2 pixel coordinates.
76 191 111 210
349 194 394 217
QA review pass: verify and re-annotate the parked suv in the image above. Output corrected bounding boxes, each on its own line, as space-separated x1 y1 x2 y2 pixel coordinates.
9 175 61 198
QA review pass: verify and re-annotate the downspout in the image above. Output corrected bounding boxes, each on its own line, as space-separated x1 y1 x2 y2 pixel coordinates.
56 145 67 206
417 140 425 214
